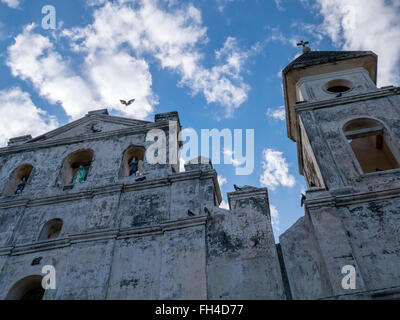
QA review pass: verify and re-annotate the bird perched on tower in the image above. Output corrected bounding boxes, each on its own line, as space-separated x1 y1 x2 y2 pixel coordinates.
301 193 306 207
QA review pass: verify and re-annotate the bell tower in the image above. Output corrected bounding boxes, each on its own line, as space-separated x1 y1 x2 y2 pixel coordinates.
279 45 400 299
282 46 400 190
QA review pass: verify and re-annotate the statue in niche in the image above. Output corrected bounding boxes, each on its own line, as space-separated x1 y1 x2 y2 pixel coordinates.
71 165 88 184
128 157 139 176
15 176 28 194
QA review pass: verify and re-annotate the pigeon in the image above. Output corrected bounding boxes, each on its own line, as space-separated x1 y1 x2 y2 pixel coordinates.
301 193 306 207
187 210 196 217
234 184 242 191
336 93 342 98
120 99 135 106
135 176 146 182
204 207 211 216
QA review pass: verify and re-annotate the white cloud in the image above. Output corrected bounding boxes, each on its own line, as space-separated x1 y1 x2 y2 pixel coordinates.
312 0 400 86
270 204 280 231
86 51 157 119
274 0 284 11
266 105 285 121
260 148 296 191
7 24 98 120
0 0 20 9
179 157 186 172
223 148 245 167
0 87 58 147
265 27 298 47
217 175 227 187
63 0 251 117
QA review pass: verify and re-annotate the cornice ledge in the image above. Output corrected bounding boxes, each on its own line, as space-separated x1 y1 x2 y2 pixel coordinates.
123 178 170 192
11 238 70 256
0 198 29 209
305 186 400 209
3 216 209 256
227 188 269 200
117 225 163 239
28 192 93 207
1 175 208 208
0 121 172 155
168 169 202 182
69 229 119 244
0 246 13 256
334 187 400 206
160 215 208 232
294 87 399 112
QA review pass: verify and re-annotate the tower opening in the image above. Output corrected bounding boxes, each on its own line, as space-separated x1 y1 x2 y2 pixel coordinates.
325 79 353 93
344 119 399 174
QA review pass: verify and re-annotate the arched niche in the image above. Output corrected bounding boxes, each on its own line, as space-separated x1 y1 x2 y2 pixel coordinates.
343 118 399 173
6 275 45 300
2 163 34 197
59 149 94 186
38 218 63 241
119 146 145 177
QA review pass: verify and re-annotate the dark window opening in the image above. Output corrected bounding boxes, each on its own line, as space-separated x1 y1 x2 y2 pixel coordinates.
6 275 44 300
344 119 399 174
20 288 45 300
39 218 63 240
327 85 351 93
325 79 353 94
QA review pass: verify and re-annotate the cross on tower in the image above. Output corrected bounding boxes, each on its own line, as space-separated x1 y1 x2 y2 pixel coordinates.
297 40 311 53
297 40 309 48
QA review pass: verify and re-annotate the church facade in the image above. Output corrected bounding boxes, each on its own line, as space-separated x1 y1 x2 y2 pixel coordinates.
0 49 399 300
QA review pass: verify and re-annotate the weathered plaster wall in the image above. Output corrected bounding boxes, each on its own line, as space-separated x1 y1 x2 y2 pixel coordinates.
281 90 400 300
279 216 332 300
0 112 283 300
206 189 286 300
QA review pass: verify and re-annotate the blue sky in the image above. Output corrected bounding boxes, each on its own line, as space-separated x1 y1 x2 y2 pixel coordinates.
0 0 399 241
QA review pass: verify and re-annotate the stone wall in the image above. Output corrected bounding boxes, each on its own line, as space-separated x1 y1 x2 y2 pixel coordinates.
0 111 284 300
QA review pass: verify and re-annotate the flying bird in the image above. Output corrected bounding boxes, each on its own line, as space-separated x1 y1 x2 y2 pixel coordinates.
234 184 243 191
301 193 306 207
187 210 196 217
120 99 135 106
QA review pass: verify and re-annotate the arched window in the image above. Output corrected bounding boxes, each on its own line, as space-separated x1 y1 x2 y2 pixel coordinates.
6 275 44 300
38 218 63 240
59 149 93 187
344 118 399 174
2 164 33 197
119 146 145 177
